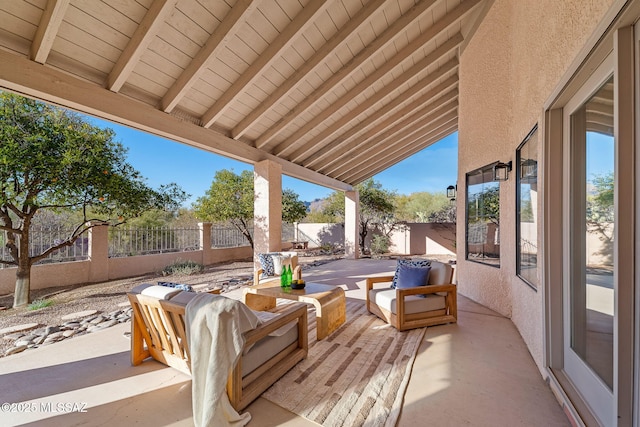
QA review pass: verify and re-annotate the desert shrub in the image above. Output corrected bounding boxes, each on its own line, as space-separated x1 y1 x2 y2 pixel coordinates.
162 259 203 276
370 235 390 255
28 299 54 311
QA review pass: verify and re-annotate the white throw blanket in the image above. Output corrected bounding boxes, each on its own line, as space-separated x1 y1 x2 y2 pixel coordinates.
186 293 259 427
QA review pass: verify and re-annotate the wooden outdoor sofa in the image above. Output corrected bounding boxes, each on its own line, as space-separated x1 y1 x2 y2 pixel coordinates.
127 284 308 411
366 260 457 331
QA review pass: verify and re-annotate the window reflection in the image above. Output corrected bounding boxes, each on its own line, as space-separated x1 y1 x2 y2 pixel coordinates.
466 166 500 266
517 126 539 289
570 76 614 389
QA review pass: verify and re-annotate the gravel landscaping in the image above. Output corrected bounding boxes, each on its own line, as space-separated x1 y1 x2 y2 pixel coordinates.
0 252 343 358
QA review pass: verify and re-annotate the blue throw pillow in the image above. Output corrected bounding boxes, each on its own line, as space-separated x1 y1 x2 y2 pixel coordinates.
258 253 275 277
395 265 431 289
157 281 193 292
391 259 431 289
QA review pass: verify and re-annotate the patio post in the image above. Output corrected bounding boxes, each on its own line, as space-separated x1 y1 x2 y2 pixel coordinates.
88 222 109 282
344 190 359 259
253 160 282 265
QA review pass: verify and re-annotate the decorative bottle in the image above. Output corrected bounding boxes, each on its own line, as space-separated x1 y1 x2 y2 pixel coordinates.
286 265 293 286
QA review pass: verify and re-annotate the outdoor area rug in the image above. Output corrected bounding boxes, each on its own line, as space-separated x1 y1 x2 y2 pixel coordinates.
262 299 426 427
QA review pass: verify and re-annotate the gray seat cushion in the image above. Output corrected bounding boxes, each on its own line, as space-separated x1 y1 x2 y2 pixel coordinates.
369 288 445 315
241 322 299 377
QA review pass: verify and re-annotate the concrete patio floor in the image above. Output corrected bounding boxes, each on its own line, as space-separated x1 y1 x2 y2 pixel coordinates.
0 259 569 426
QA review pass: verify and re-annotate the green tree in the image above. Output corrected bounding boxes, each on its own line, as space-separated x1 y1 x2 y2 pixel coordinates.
316 178 397 254
282 189 307 224
587 172 614 262
395 191 451 222
193 169 307 248
0 92 187 307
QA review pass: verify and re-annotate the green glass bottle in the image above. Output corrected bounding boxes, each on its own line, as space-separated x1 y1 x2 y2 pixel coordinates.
286 265 292 286
280 268 287 287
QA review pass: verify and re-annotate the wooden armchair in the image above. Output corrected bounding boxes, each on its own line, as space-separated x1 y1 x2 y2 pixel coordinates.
366 260 457 331
128 286 308 411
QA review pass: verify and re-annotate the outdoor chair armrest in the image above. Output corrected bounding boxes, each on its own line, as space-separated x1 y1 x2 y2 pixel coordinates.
366 275 394 291
396 283 456 297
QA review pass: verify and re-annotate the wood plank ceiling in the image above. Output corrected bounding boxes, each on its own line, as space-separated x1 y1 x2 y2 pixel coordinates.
0 0 488 189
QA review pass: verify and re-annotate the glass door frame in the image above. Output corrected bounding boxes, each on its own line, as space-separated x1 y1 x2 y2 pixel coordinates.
543 17 636 427
561 53 615 426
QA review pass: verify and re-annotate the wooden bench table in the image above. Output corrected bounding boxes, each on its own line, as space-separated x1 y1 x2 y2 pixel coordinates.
243 281 346 340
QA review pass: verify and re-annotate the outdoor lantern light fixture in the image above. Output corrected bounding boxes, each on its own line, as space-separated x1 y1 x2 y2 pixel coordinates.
493 161 512 181
520 158 537 179
446 185 457 200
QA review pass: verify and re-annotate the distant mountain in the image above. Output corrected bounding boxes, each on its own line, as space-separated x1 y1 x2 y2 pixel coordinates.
308 198 327 212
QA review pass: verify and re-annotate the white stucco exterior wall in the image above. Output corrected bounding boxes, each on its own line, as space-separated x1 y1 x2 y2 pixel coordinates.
457 0 615 372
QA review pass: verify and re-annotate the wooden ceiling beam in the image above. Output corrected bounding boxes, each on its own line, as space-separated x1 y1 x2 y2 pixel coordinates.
200 1 327 128
161 0 254 113
318 88 458 174
0 48 352 192
31 0 70 64
108 0 179 92
253 0 441 149
286 54 458 166
230 0 388 140
329 100 458 178
277 32 464 160
343 121 458 184
303 72 458 169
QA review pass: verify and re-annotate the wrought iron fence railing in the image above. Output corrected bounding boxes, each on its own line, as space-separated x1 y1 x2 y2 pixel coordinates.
109 226 200 258
0 222 299 267
0 228 89 269
210 224 249 248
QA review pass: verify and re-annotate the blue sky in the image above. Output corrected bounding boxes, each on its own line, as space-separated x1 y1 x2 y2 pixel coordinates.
89 117 458 206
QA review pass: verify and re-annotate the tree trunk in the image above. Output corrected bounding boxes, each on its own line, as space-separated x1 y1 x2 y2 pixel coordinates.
13 265 31 307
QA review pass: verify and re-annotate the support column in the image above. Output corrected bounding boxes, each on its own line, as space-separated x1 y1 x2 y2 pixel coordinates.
253 160 282 262
344 190 359 259
88 222 109 282
198 222 211 265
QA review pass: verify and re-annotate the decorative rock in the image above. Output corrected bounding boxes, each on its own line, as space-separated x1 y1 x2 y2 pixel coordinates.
15 339 33 347
0 323 40 336
62 322 80 329
3 332 25 341
5 345 28 356
90 316 106 325
61 310 98 321
47 331 64 340
117 301 131 308
45 326 60 335
100 319 118 328
4 304 135 356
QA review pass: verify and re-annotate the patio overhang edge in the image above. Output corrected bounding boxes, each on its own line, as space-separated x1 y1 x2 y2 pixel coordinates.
0 49 353 193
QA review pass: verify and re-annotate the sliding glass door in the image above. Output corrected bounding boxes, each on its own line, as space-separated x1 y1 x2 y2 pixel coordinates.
562 54 615 426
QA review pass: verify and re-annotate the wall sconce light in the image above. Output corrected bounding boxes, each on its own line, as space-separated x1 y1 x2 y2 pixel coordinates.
446 185 457 200
493 161 512 181
520 159 537 179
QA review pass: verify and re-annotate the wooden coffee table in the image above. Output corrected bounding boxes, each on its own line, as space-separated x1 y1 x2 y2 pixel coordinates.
243 281 346 340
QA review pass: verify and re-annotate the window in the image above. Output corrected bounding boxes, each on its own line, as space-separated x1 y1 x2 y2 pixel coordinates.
466 164 500 266
516 125 539 289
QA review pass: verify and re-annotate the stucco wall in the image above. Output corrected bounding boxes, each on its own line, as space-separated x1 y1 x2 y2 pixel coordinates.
458 0 615 372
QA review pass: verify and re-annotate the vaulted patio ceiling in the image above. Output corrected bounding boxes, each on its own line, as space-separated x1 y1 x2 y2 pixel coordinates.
0 0 489 191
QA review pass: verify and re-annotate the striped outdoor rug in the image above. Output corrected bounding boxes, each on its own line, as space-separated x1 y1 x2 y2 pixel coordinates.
262 299 426 427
